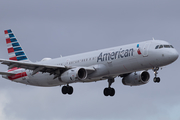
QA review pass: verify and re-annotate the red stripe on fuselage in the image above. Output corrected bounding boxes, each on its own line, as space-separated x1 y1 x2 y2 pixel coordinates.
8 67 21 72
8 72 27 81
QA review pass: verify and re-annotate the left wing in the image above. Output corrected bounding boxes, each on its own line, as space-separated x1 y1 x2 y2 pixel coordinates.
0 59 95 77
0 59 70 75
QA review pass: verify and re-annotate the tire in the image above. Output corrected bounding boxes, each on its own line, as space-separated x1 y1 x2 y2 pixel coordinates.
157 77 160 83
103 88 109 96
62 86 68 94
68 86 73 95
153 77 160 83
153 77 157 82
109 88 115 96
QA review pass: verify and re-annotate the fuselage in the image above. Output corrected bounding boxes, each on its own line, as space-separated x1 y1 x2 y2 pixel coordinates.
3 40 179 87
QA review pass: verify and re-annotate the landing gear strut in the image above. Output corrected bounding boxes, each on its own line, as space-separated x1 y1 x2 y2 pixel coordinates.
103 78 115 96
153 67 160 83
61 85 73 95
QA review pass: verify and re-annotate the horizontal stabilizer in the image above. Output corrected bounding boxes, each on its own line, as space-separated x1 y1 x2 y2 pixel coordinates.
0 71 16 75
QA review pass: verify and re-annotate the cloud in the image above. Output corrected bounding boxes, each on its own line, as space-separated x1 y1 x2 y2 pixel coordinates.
0 90 23 120
0 91 9 120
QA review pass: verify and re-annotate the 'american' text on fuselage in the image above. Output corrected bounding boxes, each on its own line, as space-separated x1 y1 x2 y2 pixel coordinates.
97 48 134 62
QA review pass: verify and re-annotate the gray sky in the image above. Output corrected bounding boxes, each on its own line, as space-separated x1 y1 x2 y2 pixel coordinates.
0 0 180 120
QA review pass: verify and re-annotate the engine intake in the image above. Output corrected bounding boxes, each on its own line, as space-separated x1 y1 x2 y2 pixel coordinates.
78 68 87 79
122 71 150 86
60 68 87 83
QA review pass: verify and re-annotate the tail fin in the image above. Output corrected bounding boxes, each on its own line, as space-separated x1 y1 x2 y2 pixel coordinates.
4 29 31 62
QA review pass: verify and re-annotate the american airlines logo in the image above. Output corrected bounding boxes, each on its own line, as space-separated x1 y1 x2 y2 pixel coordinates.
97 48 134 62
137 44 142 55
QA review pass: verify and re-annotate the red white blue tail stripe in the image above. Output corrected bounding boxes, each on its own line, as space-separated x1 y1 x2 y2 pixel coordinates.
4 29 30 62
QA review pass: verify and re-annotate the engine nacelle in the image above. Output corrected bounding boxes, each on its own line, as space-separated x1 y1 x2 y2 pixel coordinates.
60 68 87 83
122 71 150 86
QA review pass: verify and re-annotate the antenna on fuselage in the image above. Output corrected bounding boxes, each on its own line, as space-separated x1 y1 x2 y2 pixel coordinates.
152 37 155 40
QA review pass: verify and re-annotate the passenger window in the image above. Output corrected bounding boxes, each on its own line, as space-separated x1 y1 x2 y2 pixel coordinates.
155 45 159 49
159 45 163 49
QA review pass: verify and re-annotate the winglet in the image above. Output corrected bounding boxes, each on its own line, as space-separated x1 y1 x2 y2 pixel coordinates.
4 29 31 62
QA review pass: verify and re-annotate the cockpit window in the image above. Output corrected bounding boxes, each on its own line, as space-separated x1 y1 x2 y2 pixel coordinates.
159 45 163 49
170 45 174 48
164 45 170 48
155 45 159 49
155 44 174 49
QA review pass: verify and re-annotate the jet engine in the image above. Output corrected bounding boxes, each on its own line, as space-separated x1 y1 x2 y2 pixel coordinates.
122 71 150 86
60 67 87 83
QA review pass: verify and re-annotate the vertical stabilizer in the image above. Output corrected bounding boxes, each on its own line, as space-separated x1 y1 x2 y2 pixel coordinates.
4 29 31 62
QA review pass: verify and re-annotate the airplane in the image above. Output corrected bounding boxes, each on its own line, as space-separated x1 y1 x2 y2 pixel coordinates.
0 29 178 96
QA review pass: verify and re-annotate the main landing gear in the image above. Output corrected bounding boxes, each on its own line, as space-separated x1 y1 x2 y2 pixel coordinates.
153 67 160 83
103 78 115 96
61 85 73 95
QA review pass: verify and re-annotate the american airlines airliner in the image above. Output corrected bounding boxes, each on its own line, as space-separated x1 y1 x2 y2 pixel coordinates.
0 29 178 96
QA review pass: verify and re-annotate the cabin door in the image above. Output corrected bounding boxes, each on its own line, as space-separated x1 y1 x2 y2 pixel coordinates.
143 42 151 57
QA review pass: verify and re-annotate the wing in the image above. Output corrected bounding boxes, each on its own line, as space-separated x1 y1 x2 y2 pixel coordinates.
0 59 95 78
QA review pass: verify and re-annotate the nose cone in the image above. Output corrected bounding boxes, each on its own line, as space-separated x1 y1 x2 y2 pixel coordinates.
169 49 179 63
172 49 179 60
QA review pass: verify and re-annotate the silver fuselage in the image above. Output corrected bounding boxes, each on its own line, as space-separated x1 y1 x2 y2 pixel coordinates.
3 40 178 86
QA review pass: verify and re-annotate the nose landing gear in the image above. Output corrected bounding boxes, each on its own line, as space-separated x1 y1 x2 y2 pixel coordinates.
153 67 160 83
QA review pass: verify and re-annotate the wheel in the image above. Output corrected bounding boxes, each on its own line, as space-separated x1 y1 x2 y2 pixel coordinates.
103 87 115 96
153 77 160 83
153 77 157 82
156 77 160 83
103 88 109 96
68 86 73 95
62 86 68 94
109 88 115 96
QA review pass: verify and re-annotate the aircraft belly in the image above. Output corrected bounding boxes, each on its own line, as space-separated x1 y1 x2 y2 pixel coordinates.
87 64 109 79
26 73 62 87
